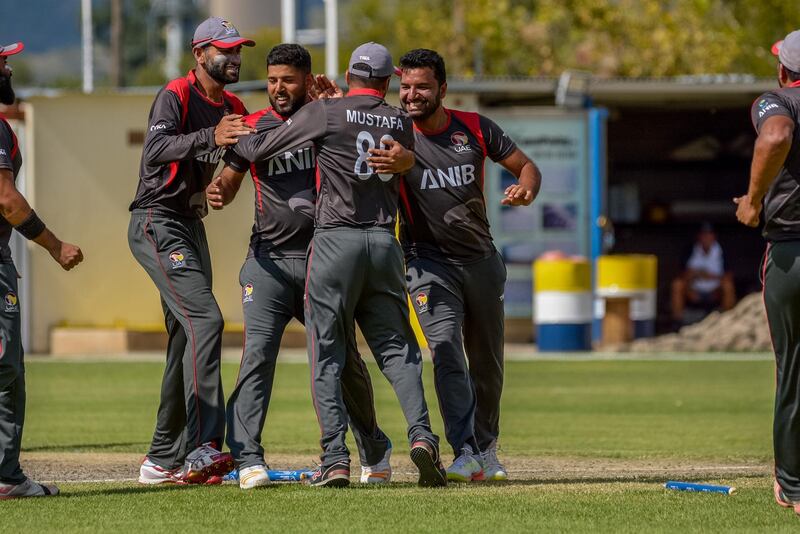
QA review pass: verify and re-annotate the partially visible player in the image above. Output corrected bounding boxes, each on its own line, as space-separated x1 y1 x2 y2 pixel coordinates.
206 43 394 489
0 41 84 499
127 17 255 485
393 49 540 482
734 30 800 515
216 42 447 488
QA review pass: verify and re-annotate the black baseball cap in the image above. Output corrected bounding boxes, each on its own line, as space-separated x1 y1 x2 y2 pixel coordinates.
772 30 800 73
191 17 255 49
0 42 24 57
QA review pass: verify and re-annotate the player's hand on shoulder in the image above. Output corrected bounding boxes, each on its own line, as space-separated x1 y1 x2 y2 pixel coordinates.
308 75 343 100
733 195 761 227
501 183 535 206
214 114 256 147
367 139 415 174
53 241 83 271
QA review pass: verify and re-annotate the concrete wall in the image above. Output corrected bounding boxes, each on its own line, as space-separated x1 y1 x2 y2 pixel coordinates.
24 91 268 351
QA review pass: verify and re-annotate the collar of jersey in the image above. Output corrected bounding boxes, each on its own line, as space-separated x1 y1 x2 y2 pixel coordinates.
413 108 452 136
186 70 225 107
347 88 384 98
788 80 800 88
268 106 289 121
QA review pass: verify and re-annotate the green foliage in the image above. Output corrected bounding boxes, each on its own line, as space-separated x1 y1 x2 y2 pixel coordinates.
343 0 800 77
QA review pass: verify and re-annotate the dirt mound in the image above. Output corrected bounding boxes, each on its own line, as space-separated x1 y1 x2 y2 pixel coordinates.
610 292 771 353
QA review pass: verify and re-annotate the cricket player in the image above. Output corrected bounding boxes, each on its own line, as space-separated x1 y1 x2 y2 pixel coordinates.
0 41 84 499
217 42 447 488
735 30 800 515
206 44 395 488
395 49 541 482
127 17 255 485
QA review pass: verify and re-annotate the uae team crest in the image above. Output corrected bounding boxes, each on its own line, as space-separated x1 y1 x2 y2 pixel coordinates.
242 283 254 304
415 292 429 313
169 251 185 269
4 292 18 312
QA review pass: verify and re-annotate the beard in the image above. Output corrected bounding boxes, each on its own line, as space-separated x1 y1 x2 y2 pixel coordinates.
203 52 240 84
0 74 15 106
268 88 305 117
402 92 441 121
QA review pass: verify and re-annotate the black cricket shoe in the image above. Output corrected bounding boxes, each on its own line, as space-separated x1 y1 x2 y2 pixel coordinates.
410 440 447 487
307 461 350 488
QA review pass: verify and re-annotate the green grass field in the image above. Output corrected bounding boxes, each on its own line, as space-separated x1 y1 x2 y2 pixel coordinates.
5 356 798 532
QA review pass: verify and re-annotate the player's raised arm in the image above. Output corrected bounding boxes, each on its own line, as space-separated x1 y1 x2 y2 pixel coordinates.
142 90 254 167
232 99 328 164
0 169 82 270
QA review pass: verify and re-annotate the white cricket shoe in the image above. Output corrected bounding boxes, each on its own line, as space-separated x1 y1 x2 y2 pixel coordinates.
0 478 59 499
360 447 392 484
446 446 485 482
139 458 188 485
239 465 271 490
481 441 508 481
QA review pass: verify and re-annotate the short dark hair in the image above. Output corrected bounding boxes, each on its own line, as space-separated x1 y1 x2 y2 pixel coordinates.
348 65 390 90
785 64 800 83
267 44 311 73
399 48 446 86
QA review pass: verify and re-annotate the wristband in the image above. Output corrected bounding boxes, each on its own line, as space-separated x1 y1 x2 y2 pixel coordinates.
14 210 46 240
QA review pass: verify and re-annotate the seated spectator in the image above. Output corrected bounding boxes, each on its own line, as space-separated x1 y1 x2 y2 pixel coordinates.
671 223 736 327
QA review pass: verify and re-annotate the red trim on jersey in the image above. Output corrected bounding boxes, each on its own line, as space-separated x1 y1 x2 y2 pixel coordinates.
788 80 800 88
251 163 264 214
186 70 225 107
224 90 247 115
450 109 488 189
315 163 321 193
243 109 269 129
413 109 452 136
164 161 180 189
143 209 203 447
398 178 414 224
347 88 383 98
268 106 289 122
165 75 191 129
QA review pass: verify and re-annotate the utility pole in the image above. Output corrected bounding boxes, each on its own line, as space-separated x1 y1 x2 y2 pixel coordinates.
164 0 183 80
81 0 93 93
324 0 338 78
282 0 296 43
110 0 123 88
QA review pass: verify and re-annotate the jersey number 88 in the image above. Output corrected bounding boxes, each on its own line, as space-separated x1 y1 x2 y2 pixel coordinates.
354 131 394 182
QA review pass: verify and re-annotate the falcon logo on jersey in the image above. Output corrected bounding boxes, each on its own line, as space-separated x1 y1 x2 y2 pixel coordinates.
450 131 472 153
267 147 314 176
169 251 185 269
420 164 476 190
4 292 17 312
242 283 254 303
415 292 429 313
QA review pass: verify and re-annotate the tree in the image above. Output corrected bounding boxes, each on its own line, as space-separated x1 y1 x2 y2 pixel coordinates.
342 0 800 78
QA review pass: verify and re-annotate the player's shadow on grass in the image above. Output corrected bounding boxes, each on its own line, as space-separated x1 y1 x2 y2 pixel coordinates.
23 442 149 452
61 484 206 498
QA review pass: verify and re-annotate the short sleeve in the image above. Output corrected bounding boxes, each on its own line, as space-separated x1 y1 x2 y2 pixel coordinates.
479 115 517 162
752 93 793 133
0 121 14 171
